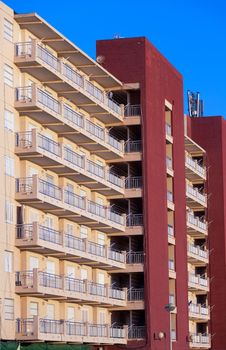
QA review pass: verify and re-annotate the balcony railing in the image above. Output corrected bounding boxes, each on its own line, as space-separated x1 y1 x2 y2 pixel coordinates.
185 154 206 178
15 86 123 154
126 214 143 227
189 303 209 318
128 288 144 301
15 177 125 228
186 184 207 205
128 326 145 339
187 213 207 232
125 176 142 189
125 140 142 153
16 317 127 341
16 269 126 302
188 243 208 260
126 251 144 264
124 105 141 116
16 130 124 192
15 41 124 118
189 334 211 346
188 273 209 289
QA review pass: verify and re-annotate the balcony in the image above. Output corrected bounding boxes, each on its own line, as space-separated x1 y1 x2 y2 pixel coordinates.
189 303 210 321
15 130 124 196
128 326 145 340
166 123 173 143
168 225 175 245
124 176 142 198
187 213 208 238
15 176 125 233
167 191 175 210
166 156 174 177
14 41 124 123
188 273 209 292
16 223 126 270
186 184 207 209
189 334 211 348
185 154 206 181
168 259 176 279
111 251 144 274
110 288 144 311
16 317 127 344
14 85 124 160
124 105 141 126
15 269 126 307
187 243 209 265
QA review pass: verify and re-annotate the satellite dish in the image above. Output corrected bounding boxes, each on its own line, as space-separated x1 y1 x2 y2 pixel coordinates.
96 55 105 64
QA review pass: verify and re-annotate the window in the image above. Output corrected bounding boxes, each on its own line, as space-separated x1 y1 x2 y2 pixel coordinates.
80 225 88 239
46 304 55 319
29 302 38 316
4 299 14 320
4 110 14 131
5 201 14 224
3 19 13 41
80 189 87 198
5 156 14 176
97 232 105 246
4 251 13 272
81 308 89 322
29 210 39 223
98 273 105 285
44 216 53 228
80 268 88 280
29 256 39 269
46 260 55 274
67 307 75 321
67 266 75 278
4 64 13 87
66 183 74 193
99 311 106 324
66 223 74 235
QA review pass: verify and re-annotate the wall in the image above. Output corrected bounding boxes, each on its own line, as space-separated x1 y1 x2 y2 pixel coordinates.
96 37 188 350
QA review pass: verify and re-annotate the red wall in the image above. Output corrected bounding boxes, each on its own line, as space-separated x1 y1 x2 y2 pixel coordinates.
189 116 226 350
96 38 189 350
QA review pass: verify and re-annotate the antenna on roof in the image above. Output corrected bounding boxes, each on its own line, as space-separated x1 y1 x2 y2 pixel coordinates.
187 91 204 117
113 33 123 39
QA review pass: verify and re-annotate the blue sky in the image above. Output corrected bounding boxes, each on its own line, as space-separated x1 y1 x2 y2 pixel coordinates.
4 0 226 116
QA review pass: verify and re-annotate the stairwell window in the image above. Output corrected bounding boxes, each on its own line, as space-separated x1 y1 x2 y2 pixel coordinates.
5 156 14 176
5 200 14 223
4 64 13 87
3 19 13 42
4 299 14 320
4 251 13 272
4 109 14 131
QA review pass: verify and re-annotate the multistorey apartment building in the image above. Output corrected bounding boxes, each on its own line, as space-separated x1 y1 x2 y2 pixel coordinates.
0 2 212 350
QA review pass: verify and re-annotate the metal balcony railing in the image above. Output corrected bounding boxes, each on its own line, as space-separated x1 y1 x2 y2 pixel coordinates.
64 147 85 168
15 42 123 117
128 288 144 301
86 160 104 178
126 251 144 264
186 184 207 205
16 317 126 339
38 134 61 157
185 154 206 178
187 213 207 231
128 326 145 339
126 214 143 227
189 334 211 345
124 104 141 116
188 273 208 288
16 86 123 153
125 140 142 153
189 303 209 317
65 276 85 293
125 176 142 189
188 243 208 260
109 287 126 300
16 177 125 227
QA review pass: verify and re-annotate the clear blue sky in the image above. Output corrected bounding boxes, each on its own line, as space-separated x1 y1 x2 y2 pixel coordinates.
4 0 226 116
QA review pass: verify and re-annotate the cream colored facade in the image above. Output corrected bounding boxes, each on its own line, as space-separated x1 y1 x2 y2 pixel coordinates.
0 1 145 346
